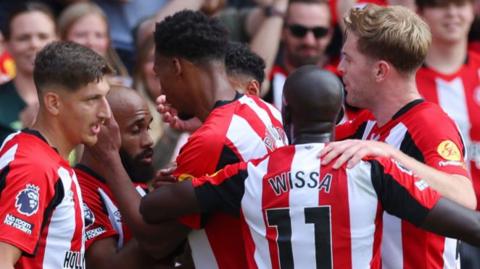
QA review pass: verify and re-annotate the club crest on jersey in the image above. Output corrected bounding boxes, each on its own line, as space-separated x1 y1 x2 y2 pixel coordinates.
83 203 95 228
15 184 40 216
437 140 461 161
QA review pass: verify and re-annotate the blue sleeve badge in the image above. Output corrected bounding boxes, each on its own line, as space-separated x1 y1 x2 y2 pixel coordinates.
15 184 40 216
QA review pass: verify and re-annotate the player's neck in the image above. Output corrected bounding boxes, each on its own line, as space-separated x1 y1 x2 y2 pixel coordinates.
79 150 105 177
32 113 75 160
196 63 236 121
294 124 333 144
425 40 467 74
369 77 421 127
294 132 332 144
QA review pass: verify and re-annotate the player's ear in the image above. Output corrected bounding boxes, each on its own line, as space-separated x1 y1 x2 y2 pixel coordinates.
373 60 390 82
246 80 260 96
42 91 61 116
172 57 182 76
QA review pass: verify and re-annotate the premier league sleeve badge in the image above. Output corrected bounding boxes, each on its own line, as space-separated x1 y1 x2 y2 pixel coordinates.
15 184 40 216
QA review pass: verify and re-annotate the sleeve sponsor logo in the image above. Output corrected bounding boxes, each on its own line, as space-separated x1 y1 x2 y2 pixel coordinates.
15 184 40 216
86 226 106 240
437 140 461 161
3 213 34 234
414 179 429 191
392 159 414 176
438 160 466 169
82 203 95 228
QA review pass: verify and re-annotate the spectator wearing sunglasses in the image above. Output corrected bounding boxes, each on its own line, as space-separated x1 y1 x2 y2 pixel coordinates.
263 0 334 110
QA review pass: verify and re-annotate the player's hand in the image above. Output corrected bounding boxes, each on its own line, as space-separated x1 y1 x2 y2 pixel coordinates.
86 116 122 162
156 95 202 132
319 139 394 169
151 163 177 189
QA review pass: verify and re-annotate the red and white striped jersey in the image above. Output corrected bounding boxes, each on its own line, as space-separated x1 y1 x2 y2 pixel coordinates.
174 93 288 269
0 130 85 269
75 164 147 250
336 101 468 269
187 143 441 269
417 51 480 210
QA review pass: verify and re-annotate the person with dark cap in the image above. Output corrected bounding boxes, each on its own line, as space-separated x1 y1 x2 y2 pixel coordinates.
140 66 480 269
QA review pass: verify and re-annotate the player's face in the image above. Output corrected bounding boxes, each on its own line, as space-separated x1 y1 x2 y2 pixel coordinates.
419 2 474 45
282 3 332 67
116 96 154 182
66 14 109 57
60 78 111 147
338 33 375 109
154 53 193 119
6 11 57 75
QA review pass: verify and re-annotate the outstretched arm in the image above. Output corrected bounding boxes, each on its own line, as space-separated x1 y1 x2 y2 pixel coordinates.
140 181 201 223
321 140 476 209
141 161 250 223
421 198 480 246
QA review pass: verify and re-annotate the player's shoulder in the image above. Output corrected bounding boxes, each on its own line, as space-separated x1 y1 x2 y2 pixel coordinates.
2 131 63 178
402 101 453 127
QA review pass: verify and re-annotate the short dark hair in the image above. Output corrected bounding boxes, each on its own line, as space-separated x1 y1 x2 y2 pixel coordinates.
416 0 474 10
3 2 55 41
154 10 228 63
225 42 265 84
34 41 113 93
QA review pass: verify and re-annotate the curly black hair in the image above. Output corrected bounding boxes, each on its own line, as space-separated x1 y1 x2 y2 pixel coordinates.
154 10 228 63
225 42 266 85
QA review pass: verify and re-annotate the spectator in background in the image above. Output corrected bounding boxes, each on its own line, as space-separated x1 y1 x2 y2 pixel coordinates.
58 2 131 87
414 0 480 267
265 0 334 110
93 0 167 72
0 2 57 143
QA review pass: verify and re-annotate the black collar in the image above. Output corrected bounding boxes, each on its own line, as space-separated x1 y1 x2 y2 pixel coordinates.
75 163 107 183
392 99 424 120
212 92 243 109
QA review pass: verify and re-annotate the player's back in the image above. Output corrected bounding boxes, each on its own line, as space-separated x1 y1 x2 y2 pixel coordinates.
175 94 288 269
240 143 439 269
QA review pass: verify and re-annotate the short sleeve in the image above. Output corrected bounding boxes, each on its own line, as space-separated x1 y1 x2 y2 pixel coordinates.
368 157 441 226
0 162 59 254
